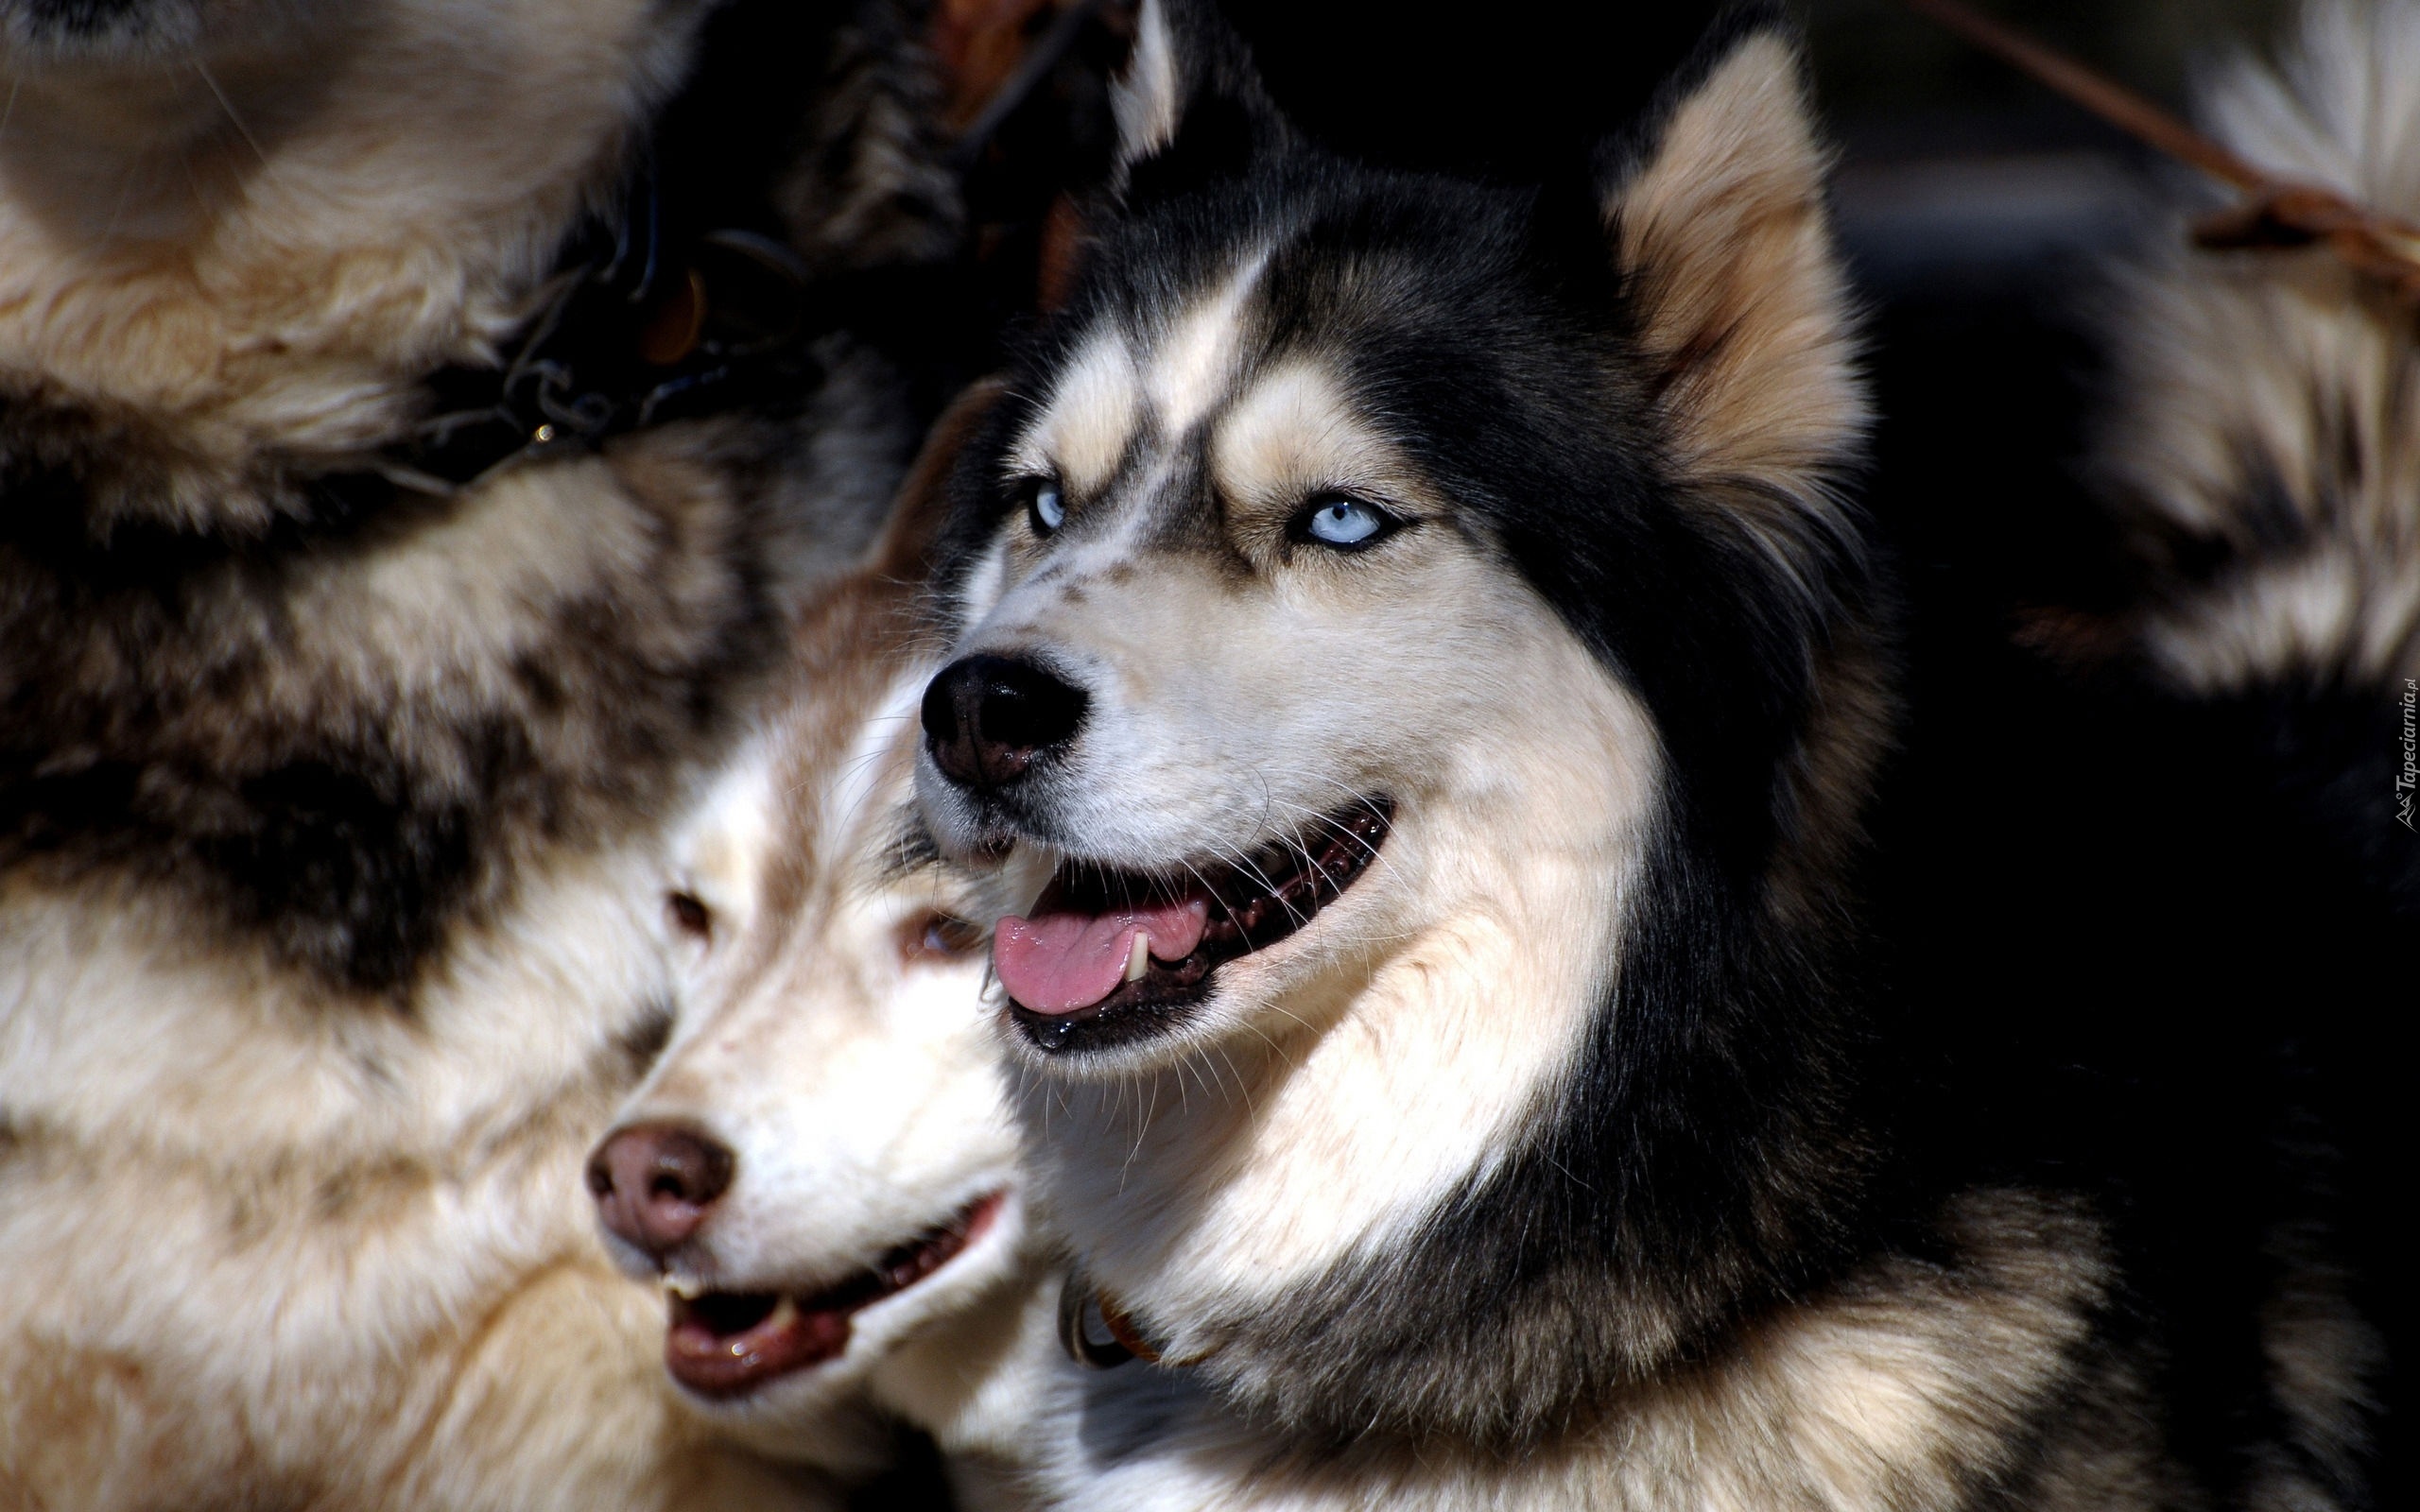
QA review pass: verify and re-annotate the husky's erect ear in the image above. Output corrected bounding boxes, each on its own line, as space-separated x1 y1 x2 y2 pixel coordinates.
1601 8 1863 517
1110 0 1290 191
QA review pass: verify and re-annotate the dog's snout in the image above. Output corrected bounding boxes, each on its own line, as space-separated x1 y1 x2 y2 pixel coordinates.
923 654 1088 791
586 1122 735 1259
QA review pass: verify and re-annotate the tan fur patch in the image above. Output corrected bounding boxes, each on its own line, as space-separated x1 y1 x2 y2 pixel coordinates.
1015 329 1142 497
1609 33 1865 564
1209 358 1425 514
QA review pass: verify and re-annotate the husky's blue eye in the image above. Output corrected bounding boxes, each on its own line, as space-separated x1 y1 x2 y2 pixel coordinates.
1295 495 1395 551
1027 478 1065 537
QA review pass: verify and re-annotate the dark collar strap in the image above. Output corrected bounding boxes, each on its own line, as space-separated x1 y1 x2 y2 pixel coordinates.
337 166 840 498
315 0 1115 506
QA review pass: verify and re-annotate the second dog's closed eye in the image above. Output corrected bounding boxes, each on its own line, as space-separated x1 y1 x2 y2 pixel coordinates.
668 891 713 940
901 912 985 965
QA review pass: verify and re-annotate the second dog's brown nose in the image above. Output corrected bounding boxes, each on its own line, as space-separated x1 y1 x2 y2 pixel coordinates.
587 1122 735 1259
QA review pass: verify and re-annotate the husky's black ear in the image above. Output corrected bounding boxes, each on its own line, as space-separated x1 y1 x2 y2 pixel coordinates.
1601 8 1863 516
1111 0 1290 193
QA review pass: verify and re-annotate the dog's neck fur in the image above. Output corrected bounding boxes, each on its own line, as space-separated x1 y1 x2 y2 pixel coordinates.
0 0 947 1000
0 0 698 536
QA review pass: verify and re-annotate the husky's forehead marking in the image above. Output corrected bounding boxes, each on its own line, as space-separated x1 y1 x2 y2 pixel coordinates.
1210 359 1407 512
1144 249 1274 440
1014 249 1275 498
1014 328 1142 497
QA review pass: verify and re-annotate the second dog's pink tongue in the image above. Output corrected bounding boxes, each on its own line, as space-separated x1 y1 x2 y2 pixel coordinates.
995 896 1209 1014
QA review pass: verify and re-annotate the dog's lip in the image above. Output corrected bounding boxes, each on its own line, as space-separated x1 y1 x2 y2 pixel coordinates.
663 1191 1007 1399
1001 797 1392 1050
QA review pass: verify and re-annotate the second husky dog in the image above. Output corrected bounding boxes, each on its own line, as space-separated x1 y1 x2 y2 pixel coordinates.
910 1 2386 1506
592 394 1061 1508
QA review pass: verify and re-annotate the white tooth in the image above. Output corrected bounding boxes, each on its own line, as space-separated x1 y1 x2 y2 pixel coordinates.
663 1275 704 1301
1124 932 1150 982
766 1295 801 1332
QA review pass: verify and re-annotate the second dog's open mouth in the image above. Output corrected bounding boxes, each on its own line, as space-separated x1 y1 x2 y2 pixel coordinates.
665 1193 1003 1398
995 798 1392 1052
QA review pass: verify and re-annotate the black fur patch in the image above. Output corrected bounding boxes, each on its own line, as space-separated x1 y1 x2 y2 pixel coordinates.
0 441 784 996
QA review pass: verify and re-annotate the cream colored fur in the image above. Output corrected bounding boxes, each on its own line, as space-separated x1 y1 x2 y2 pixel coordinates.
603 592 1061 1508
0 833 833 1510
1106 0 1180 183
1026 1192 2113 1512
1613 31 1868 579
0 0 699 532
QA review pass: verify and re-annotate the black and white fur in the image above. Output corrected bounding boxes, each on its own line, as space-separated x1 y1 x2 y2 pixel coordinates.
911 2 2391 1506
0 0 959 1504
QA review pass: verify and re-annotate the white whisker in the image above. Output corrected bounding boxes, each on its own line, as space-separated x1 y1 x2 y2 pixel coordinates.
189 54 268 166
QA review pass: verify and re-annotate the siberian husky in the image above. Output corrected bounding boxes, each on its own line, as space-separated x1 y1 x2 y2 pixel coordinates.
590 388 1062 1510
0 0 962 1504
909 1 2392 1507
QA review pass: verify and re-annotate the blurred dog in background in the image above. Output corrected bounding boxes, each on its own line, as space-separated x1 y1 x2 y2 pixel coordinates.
0 0 989 1504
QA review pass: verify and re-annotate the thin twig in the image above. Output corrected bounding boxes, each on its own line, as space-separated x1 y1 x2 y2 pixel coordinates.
1895 0 2420 301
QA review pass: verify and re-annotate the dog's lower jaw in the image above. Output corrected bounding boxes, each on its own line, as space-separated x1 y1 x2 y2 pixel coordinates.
1002 859 1615 1349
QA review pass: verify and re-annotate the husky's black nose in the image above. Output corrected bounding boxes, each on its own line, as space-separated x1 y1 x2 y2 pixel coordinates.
923 654 1088 790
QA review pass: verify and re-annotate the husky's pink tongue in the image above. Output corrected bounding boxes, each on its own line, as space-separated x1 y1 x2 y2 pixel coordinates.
995 895 1209 1014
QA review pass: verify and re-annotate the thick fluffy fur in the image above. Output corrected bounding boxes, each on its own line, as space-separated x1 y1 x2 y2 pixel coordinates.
0 1 954 1504
911 2 2385 1506
596 419 1063 1506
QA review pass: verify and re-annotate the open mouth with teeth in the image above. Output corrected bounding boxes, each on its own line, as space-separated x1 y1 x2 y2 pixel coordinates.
994 798 1392 1053
665 1193 1004 1398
